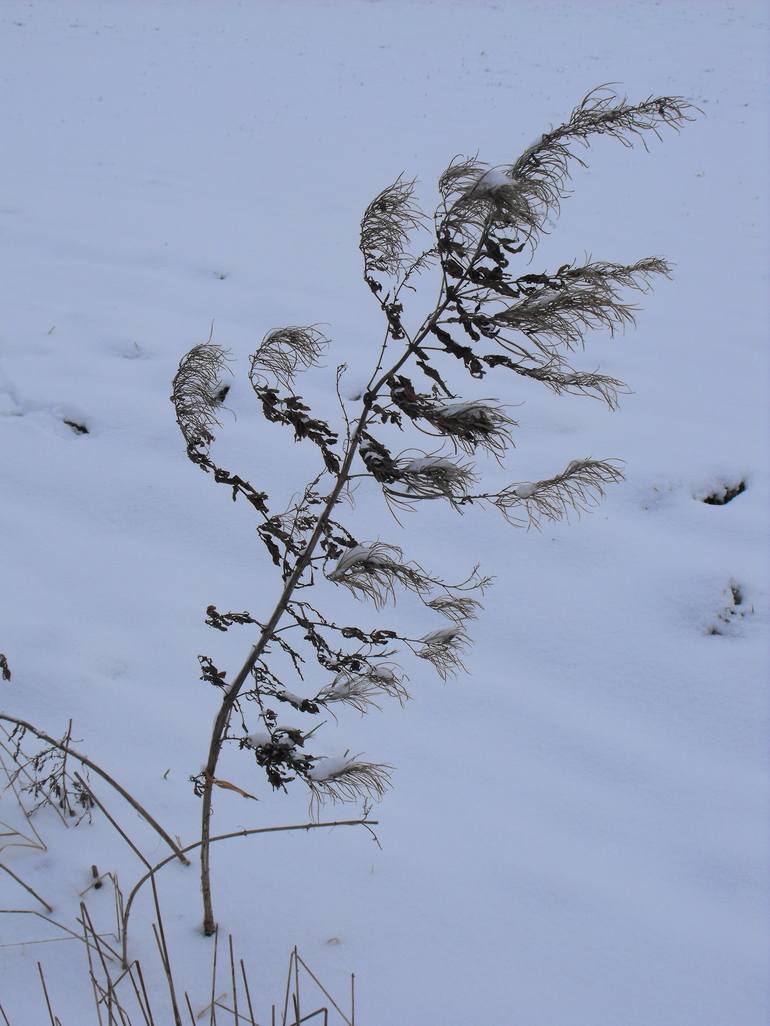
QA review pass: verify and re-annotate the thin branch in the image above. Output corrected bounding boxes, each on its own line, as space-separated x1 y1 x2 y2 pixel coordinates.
121 817 377 966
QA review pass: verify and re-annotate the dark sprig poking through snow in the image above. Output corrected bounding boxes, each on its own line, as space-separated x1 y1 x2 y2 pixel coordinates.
699 480 747 506
707 580 753 636
0 653 10 682
63 417 89 435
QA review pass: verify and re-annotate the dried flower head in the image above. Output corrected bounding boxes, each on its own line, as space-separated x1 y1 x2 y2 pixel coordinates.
426 594 482 624
328 542 431 608
497 258 671 352
360 175 426 281
171 342 230 460
438 90 695 256
387 454 478 509
317 662 409 714
509 88 696 245
307 755 392 817
250 326 328 391
424 400 517 459
514 358 629 410
489 457 625 527
416 626 472 680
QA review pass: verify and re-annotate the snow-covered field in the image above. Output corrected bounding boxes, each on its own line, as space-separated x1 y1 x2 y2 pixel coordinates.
1 1 768 1023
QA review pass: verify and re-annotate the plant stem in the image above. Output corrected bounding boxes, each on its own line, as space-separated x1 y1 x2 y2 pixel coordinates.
124 816 376 967
198 298 450 934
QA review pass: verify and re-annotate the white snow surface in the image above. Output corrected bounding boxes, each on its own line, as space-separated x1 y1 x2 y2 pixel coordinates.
1 2 769 1024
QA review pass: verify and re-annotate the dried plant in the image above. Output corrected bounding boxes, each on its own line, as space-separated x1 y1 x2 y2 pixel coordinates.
422 399 517 459
361 175 426 283
328 541 430 607
170 86 696 934
426 593 482 624
1 892 359 1026
308 756 391 816
0 713 187 863
466 457 626 529
316 662 409 714
415 626 472 680
251 325 328 391
3 720 95 825
170 339 230 464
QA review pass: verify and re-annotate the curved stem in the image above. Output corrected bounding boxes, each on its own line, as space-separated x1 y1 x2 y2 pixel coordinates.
199 214 490 934
125 816 376 966
198 310 447 933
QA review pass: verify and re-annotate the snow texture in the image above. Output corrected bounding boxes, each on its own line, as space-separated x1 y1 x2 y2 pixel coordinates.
0 2 768 1024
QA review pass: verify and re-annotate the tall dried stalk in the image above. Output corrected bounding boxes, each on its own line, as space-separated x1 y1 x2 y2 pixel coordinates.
171 88 696 934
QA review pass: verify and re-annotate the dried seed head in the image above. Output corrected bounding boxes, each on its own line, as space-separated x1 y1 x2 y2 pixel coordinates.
417 626 472 680
171 342 231 459
439 90 696 252
307 756 392 817
328 542 431 608
426 594 482 624
360 175 426 280
425 400 517 458
492 458 625 527
387 454 478 509
250 326 328 391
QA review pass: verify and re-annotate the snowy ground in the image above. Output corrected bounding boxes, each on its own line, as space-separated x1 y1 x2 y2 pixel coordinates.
1 1 769 1023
